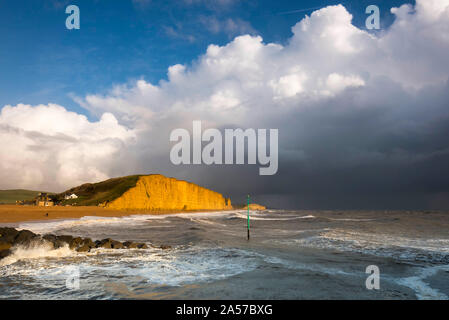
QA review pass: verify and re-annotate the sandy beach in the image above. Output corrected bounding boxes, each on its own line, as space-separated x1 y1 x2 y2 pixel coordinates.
0 204 197 224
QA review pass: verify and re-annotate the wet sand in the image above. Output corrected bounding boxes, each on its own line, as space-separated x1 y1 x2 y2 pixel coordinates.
0 204 211 224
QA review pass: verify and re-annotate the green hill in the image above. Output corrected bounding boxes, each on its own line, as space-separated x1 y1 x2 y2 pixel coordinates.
54 175 141 206
0 189 44 204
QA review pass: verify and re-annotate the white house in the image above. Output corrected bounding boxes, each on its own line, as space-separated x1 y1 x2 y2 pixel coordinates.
64 193 78 200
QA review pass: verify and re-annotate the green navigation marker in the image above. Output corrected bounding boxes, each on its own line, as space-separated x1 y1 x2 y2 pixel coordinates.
247 194 250 240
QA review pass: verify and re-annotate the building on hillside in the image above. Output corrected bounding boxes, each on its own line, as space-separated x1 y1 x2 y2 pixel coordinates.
64 193 78 200
35 193 54 207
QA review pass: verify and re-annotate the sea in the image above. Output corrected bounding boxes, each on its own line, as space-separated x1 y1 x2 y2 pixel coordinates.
1 209 448 300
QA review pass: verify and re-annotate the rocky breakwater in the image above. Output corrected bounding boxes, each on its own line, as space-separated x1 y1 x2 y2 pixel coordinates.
106 174 233 211
0 227 170 261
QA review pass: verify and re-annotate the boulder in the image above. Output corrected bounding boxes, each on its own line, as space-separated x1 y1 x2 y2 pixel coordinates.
98 238 113 249
81 238 95 248
0 249 11 260
111 240 124 249
57 235 74 244
123 241 139 249
0 227 156 260
69 237 83 250
43 234 57 242
76 244 91 253
0 227 19 243
137 243 148 249
0 242 12 251
42 234 65 249
14 230 38 245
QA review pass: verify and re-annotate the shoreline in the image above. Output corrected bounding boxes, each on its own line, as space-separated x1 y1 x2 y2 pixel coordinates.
0 204 236 225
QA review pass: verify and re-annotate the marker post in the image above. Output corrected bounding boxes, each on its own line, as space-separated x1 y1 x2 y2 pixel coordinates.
247 194 250 240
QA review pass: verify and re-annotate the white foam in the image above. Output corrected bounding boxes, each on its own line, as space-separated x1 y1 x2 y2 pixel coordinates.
261 255 351 276
189 218 227 227
233 212 315 221
115 247 259 286
17 210 240 234
0 241 74 267
397 265 449 300
327 218 376 222
283 229 449 263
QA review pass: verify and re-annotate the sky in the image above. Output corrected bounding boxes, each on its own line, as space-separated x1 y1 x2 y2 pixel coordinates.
0 0 405 113
1 0 449 210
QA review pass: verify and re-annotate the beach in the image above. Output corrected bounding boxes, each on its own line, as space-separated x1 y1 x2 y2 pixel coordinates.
0 205 213 225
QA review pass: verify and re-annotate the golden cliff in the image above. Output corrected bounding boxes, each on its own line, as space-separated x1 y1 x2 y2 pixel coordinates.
106 174 232 211
243 203 266 211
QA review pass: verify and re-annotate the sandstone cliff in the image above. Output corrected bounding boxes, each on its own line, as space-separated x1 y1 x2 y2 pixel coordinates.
243 203 266 211
106 175 232 211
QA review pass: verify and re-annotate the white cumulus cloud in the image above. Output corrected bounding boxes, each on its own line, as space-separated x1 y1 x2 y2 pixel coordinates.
0 104 135 191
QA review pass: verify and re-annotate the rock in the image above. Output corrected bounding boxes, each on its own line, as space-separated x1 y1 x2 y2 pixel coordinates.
159 245 172 250
76 244 90 253
98 238 113 249
57 235 74 244
243 203 266 211
137 243 148 249
0 227 155 260
14 230 38 245
0 227 19 243
111 241 124 249
69 237 83 249
0 242 12 251
43 234 57 242
43 234 65 249
0 249 11 260
81 238 95 248
123 241 139 249
101 241 112 249
123 241 132 247
95 238 125 249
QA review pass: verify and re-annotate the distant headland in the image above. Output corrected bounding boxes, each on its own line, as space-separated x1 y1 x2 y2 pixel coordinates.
10 174 233 211
0 175 271 224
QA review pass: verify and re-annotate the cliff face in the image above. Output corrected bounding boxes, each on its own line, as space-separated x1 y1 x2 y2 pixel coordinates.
244 204 266 211
106 175 232 211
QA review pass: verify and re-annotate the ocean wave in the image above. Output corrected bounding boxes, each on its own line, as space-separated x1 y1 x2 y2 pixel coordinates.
0 241 74 267
17 210 240 234
232 212 315 221
396 265 449 300
261 255 352 276
326 218 377 222
282 229 449 264
189 218 227 227
1 245 260 289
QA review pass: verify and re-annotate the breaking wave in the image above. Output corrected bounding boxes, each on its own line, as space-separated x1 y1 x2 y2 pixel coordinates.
0 241 73 267
284 229 449 264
